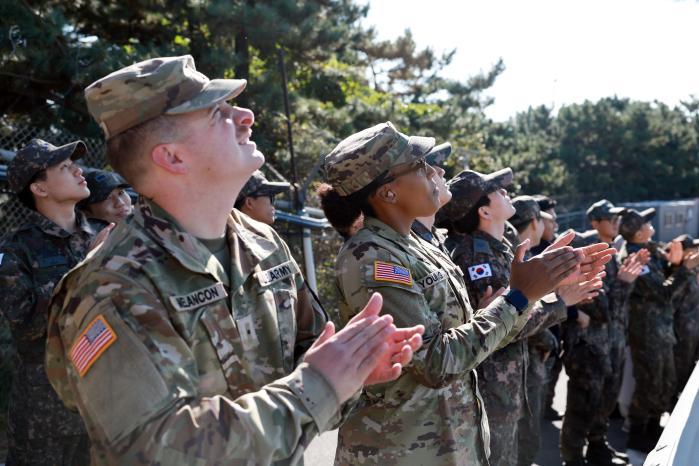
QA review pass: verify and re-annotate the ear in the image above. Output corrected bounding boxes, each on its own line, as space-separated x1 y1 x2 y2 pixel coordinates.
151 144 188 174
478 205 492 221
375 185 397 204
243 196 255 210
29 181 49 199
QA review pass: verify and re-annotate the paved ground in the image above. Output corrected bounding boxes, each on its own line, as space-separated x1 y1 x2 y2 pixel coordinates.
304 369 637 466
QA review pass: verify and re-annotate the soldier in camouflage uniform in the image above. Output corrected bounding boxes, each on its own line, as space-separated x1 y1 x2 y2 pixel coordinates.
669 235 699 394
412 142 453 253
618 208 699 453
321 127 611 465
44 56 424 465
78 169 132 224
0 139 101 465
234 170 290 225
560 200 649 466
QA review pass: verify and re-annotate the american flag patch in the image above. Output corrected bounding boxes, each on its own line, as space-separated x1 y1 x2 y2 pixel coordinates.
70 315 117 377
374 261 413 286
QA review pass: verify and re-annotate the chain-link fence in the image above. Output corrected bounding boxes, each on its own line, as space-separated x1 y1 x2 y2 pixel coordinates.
0 123 106 244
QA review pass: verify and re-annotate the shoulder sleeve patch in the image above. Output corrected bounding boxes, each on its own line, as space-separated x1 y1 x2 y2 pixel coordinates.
70 315 117 377
473 238 491 254
468 263 493 281
373 261 413 286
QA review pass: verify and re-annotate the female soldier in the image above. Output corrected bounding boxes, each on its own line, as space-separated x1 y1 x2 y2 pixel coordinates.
320 122 609 465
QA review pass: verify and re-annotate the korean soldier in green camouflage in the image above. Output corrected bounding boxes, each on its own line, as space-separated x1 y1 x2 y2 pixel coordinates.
440 180 601 466
669 235 699 395
321 122 610 465
618 208 699 453
0 138 103 465
234 170 290 225
560 200 648 466
44 55 424 465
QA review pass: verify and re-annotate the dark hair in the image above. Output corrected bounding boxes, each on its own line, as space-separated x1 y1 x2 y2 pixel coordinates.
450 195 491 235
17 169 47 210
512 216 541 234
318 182 379 237
234 196 246 210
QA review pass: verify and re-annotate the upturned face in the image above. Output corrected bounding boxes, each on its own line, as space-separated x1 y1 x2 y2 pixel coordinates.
36 159 90 204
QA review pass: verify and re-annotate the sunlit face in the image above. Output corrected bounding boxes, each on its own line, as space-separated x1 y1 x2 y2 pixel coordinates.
431 165 453 207
485 188 516 222
542 209 558 242
180 103 262 187
592 215 621 239
383 158 440 218
241 194 276 225
86 187 133 223
633 221 655 243
533 217 545 246
34 159 90 204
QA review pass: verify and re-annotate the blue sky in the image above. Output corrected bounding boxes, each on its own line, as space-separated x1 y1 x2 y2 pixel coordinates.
364 0 699 121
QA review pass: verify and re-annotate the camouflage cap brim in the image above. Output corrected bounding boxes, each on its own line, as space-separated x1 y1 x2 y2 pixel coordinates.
166 78 247 115
8 140 87 193
483 168 513 192
640 208 656 222
425 142 452 167
608 207 626 215
253 181 291 197
540 211 554 221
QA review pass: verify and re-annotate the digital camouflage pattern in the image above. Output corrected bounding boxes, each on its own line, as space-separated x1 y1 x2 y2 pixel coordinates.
0 209 98 465
425 142 452 168
236 170 290 203
450 232 567 466
586 199 626 221
7 138 86 193
411 219 448 254
619 208 655 241
509 196 553 230
672 265 699 392
323 122 435 197
560 235 633 459
620 242 692 423
518 328 557 466
78 169 129 208
84 55 247 139
333 216 525 465
45 197 339 465
435 168 513 225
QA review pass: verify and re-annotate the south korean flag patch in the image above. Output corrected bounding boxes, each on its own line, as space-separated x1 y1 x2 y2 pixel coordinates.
468 263 492 281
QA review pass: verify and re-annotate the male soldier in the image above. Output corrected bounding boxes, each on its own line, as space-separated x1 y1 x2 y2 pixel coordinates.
44 55 424 465
561 200 648 466
0 139 107 465
412 142 452 252
619 208 699 453
234 169 290 225
669 234 699 395
439 178 601 465
78 169 133 224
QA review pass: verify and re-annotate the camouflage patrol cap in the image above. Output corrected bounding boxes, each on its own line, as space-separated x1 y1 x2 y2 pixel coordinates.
435 168 513 223
78 169 130 208
619 208 655 239
236 170 290 203
85 55 247 139
670 234 699 250
324 122 435 196
8 138 86 193
586 199 626 221
510 195 554 228
533 194 557 212
425 142 452 168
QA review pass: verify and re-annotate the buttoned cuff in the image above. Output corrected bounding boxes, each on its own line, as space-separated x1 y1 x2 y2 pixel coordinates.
285 362 341 433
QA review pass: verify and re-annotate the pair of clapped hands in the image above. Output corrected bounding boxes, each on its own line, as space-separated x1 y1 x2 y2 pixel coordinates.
303 231 619 404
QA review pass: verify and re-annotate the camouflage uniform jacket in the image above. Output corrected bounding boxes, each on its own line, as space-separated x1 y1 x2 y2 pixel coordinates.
620 242 692 345
334 217 524 465
411 219 448 254
451 232 566 420
0 209 98 440
45 198 339 465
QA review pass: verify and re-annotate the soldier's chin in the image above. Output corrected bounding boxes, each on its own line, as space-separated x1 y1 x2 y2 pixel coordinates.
252 149 265 167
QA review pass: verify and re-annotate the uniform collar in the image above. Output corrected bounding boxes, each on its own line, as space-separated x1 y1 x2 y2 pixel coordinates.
364 216 412 248
411 220 434 241
134 197 278 287
23 208 96 238
472 229 512 253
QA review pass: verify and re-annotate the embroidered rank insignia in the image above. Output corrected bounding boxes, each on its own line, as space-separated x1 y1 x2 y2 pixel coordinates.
70 315 117 377
640 265 650 276
169 283 228 312
417 269 447 290
374 261 413 286
468 263 493 281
